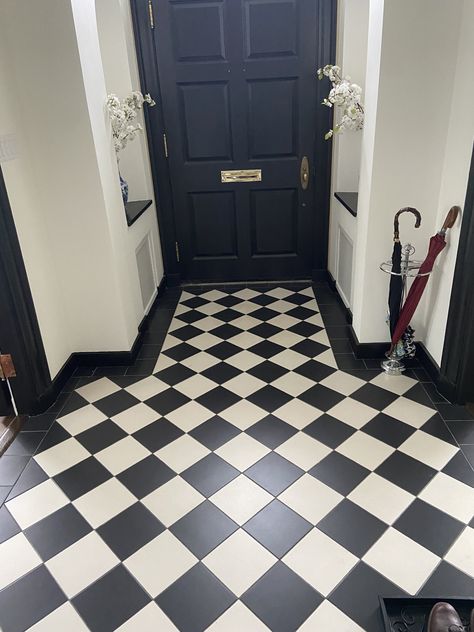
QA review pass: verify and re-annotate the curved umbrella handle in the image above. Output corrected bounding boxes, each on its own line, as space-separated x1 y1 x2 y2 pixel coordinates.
394 207 422 241
441 205 460 231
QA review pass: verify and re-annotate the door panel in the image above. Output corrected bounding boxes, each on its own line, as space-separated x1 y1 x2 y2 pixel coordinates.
153 0 320 281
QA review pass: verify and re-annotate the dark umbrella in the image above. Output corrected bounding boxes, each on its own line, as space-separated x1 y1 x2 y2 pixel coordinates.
390 205 460 350
388 208 421 337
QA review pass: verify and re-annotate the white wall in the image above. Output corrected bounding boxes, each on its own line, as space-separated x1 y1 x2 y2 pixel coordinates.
0 0 164 379
327 0 369 306
422 0 474 365
352 0 466 359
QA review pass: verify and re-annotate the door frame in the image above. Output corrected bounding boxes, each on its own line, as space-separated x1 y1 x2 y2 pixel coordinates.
0 166 51 413
439 144 474 404
130 0 337 284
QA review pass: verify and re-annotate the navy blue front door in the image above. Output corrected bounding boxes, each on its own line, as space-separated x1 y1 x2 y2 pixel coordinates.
153 0 331 281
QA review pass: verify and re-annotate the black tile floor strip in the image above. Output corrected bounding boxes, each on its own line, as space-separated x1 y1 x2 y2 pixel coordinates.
0 283 473 631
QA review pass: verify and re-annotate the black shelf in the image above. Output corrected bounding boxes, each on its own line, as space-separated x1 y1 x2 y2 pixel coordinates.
334 191 358 217
125 199 152 227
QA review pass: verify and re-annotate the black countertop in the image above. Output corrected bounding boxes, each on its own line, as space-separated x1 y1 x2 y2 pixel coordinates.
125 199 153 227
334 192 358 217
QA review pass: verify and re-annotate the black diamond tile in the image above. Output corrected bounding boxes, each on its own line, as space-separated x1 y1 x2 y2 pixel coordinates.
0 566 66 631
146 388 190 415
177 309 206 324
249 293 277 306
94 390 140 417
0 455 29 486
248 360 288 383
164 342 199 362
245 452 303 495
207 341 242 360
294 359 336 382
73 565 149 632
133 419 184 452
288 321 323 337
190 416 240 450
24 504 91 560
117 455 176 498
286 293 312 306
54 456 111 500
362 413 416 448
375 451 437 495
98 502 165 560
249 307 279 322
308 452 370 495
291 339 328 358
4 432 46 456
442 452 474 487
421 414 457 445
216 295 241 307
351 384 399 409
196 387 240 414
181 454 239 497
76 419 127 453
249 323 282 339
182 296 207 308
170 501 238 558
393 498 464 557
299 384 344 411
6 460 49 500
317 499 387 556
242 562 322 632
250 340 285 359
287 306 315 320
212 324 241 340
35 423 71 453
336 355 367 370
303 414 355 448
244 499 312 557
59 391 89 416
157 563 235 632
172 324 203 342
246 416 297 449
0 505 20 544
419 561 474 596
214 308 241 323
247 385 293 412
201 362 241 384
329 562 405 632
155 364 195 386
21 412 56 432
403 383 435 406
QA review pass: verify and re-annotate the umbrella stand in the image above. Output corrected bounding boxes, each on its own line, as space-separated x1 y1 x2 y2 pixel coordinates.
379 245 431 375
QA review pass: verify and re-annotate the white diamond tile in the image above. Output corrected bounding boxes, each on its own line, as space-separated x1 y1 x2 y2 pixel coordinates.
399 431 458 470
210 475 272 524
275 433 331 471
328 398 378 429
336 432 394 470
153 354 177 373
0 533 42 590
445 526 474 577
187 332 222 350
181 351 220 372
166 401 214 432
278 474 343 524
229 332 262 350
124 531 197 597
273 399 322 430
298 600 364 631
57 405 107 436
75 377 121 403
73 478 136 528
224 373 267 398
124 376 169 401
319 372 366 396
155 435 210 473
34 438 90 477
382 397 436 428
215 434 270 471
272 372 315 397
206 601 270 631
419 472 474 523
95 436 150 475
369 372 418 395
6 479 69 530
142 476 205 527
115 603 179 631
220 400 267 430
112 403 160 434
283 528 358 596
173 375 217 399
203 529 277 596
271 349 307 370
46 531 118 598
27 602 90 632
363 527 439 594
348 473 414 525
226 350 263 371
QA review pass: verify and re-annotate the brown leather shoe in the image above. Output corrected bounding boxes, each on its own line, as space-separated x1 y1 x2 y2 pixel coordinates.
427 602 464 632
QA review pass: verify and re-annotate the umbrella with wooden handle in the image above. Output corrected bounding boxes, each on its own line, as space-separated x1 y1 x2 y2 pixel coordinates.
390 205 460 352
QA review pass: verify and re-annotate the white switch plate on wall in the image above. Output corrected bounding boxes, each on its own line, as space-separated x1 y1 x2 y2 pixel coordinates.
0 133 19 162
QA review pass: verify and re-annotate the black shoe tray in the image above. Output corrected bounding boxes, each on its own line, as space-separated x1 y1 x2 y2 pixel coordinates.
380 596 473 631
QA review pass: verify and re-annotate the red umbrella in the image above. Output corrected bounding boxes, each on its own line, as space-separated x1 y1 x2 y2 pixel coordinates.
390 206 460 351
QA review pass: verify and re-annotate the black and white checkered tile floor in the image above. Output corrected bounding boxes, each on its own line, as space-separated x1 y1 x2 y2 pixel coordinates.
1 285 473 631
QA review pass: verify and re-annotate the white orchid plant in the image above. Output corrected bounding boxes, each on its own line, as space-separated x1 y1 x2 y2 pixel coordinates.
317 64 364 140
106 91 156 154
